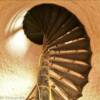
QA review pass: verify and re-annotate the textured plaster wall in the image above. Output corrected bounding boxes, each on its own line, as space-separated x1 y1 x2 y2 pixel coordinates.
0 0 100 100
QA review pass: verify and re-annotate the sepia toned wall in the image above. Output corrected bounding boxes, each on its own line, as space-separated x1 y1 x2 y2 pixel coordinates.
0 0 100 100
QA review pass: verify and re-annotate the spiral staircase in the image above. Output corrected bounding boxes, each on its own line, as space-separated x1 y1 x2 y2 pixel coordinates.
23 4 92 100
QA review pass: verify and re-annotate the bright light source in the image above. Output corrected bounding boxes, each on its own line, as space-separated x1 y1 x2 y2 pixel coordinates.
5 29 30 57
